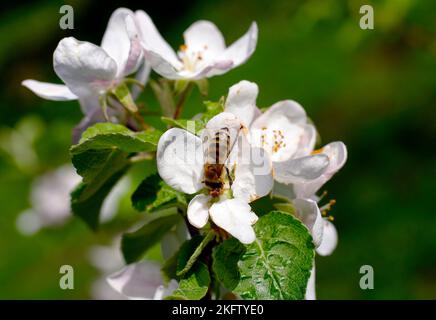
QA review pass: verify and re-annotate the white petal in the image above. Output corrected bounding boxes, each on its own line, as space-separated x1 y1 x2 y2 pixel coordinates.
316 220 338 256
135 10 182 71
295 124 317 157
205 112 241 132
225 80 258 128
273 154 329 184
321 141 348 176
142 49 183 79
209 198 258 244
132 61 151 99
180 60 234 80
230 132 273 202
183 20 225 58
21 80 77 101
101 8 142 77
54 37 117 98
121 14 144 76
107 261 165 300
305 265 316 300
293 199 324 247
220 22 258 67
142 46 232 80
187 194 210 228
257 100 307 125
293 141 347 198
157 128 204 194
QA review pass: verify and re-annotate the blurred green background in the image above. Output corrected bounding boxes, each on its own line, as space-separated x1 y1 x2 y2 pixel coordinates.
0 0 435 299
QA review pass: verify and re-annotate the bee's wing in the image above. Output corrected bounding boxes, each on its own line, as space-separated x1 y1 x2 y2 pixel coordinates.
202 113 241 164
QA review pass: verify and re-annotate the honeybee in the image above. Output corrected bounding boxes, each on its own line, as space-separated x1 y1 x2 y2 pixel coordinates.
203 126 237 198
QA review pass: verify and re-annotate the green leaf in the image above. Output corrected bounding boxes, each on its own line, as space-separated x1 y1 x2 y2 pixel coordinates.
234 211 315 300
73 123 161 155
177 231 216 277
161 117 203 134
131 174 187 213
121 211 182 263
167 262 210 300
70 168 126 230
201 99 224 123
212 238 246 291
111 82 138 113
70 123 161 229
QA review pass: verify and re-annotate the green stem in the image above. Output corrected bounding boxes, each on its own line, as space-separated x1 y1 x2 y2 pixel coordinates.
173 82 194 119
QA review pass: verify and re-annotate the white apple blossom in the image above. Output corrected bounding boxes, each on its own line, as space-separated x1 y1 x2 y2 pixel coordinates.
156 112 273 244
134 11 258 80
107 260 178 300
224 80 331 185
21 8 149 140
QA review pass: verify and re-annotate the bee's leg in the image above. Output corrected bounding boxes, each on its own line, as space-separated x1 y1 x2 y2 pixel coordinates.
225 166 233 187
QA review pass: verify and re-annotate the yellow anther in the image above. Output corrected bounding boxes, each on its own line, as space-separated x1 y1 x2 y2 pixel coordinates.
311 147 324 155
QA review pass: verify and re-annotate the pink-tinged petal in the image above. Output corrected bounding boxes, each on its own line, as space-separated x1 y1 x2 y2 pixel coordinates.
187 194 210 228
142 48 182 79
101 8 142 77
293 142 347 198
209 198 258 244
135 10 182 70
21 80 77 101
316 220 338 256
157 128 204 194
54 37 117 98
220 22 258 67
121 14 144 77
225 80 259 128
107 261 169 300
